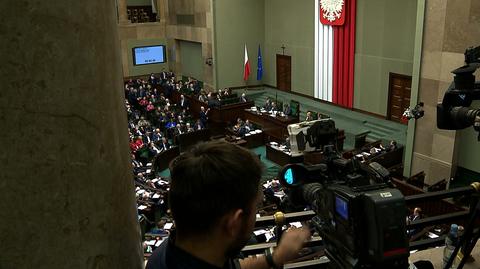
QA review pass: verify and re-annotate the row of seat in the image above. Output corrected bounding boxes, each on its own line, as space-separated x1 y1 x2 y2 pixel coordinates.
127 8 155 23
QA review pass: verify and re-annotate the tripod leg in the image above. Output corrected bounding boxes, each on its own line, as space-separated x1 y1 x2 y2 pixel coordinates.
455 197 480 269
457 228 480 269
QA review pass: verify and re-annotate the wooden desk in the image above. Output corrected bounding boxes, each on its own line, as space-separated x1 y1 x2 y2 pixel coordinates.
266 144 304 167
243 132 265 148
226 128 265 149
209 102 255 125
176 128 211 152
342 140 382 159
222 137 248 147
153 146 180 172
369 146 404 169
244 110 299 142
171 91 254 135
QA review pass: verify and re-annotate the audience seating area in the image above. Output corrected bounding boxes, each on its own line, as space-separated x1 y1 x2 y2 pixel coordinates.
123 72 477 260
127 6 156 23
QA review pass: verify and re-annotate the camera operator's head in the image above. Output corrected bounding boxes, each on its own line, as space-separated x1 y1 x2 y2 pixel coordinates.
169 141 263 258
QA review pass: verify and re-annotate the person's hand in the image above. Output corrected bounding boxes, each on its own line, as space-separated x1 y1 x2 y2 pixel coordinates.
273 227 311 266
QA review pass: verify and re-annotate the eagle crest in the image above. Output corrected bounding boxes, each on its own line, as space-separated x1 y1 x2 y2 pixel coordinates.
320 0 344 22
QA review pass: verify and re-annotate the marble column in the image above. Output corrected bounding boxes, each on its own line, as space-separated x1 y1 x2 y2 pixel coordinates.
158 0 168 24
0 1 143 269
412 0 480 184
118 0 130 24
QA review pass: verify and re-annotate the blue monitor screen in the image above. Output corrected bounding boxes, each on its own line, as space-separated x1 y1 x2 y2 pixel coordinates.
133 45 166 66
284 168 294 185
335 196 349 220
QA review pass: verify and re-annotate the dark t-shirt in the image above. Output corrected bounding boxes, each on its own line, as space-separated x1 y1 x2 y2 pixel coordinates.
146 234 240 269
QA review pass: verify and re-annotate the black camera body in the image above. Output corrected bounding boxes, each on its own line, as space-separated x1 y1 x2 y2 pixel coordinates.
437 46 480 137
279 119 409 269
314 184 408 269
280 164 409 269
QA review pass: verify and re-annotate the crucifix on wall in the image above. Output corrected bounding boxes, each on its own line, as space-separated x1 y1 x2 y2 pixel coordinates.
281 45 286 55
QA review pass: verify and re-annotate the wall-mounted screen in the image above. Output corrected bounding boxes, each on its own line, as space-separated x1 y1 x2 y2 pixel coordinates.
132 45 166 66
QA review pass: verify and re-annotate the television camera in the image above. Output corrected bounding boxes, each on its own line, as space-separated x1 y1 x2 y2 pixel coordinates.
402 102 425 122
279 119 410 269
287 119 337 155
437 45 480 140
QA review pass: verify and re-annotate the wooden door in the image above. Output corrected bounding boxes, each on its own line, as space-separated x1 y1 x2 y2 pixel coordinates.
276 54 291 91
387 73 412 124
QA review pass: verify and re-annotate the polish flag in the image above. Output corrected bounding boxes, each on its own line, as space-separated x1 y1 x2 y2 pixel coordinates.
243 44 251 81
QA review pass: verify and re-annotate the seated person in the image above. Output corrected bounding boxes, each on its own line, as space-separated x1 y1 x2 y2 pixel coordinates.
198 91 207 103
407 207 423 237
134 136 145 150
185 122 194 133
283 135 291 149
178 94 189 110
232 122 243 135
143 131 153 144
149 142 162 155
176 115 184 125
150 219 170 236
270 102 279 112
207 94 221 108
138 116 151 128
194 119 204 131
243 119 253 133
146 101 155 112
130 138 140 153
152 128 163 143
240 92 247 103
305 111 314 121
131 154 143 169
174 124 185 136
159 137 170 151
283 103 291 116
223 88 230 96
387 140 398 151
263 97 272 111
165 118 177 129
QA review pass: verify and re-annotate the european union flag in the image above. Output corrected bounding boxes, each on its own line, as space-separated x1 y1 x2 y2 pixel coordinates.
257 45 263 81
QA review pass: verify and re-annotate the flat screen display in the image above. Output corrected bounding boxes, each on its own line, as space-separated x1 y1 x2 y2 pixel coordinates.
284 168 294 185
132 45 166 66
335 196 349 220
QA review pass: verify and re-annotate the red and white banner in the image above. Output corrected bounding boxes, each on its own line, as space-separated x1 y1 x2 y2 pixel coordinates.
315 0 355 108
243 44 251 81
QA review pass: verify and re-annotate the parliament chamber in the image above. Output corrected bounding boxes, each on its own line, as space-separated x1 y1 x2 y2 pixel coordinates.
123 72 480 269
3 0 480 269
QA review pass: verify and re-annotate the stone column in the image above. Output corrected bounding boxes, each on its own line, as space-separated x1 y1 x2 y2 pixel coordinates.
0 1 143 269
118 0 130 24
411 0 480 185
157 0 168 24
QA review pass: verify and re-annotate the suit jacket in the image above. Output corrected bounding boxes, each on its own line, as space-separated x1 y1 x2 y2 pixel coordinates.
152 133 163 142
143 134 152 144
178 99 189 110
174 127 184 136
199 111 208 125
160 142 170 151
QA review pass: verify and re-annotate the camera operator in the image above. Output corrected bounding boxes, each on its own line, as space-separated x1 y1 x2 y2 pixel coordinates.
146 141 310 269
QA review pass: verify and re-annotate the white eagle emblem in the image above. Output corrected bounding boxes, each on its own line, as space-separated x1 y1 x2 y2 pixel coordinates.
320 0 345 22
